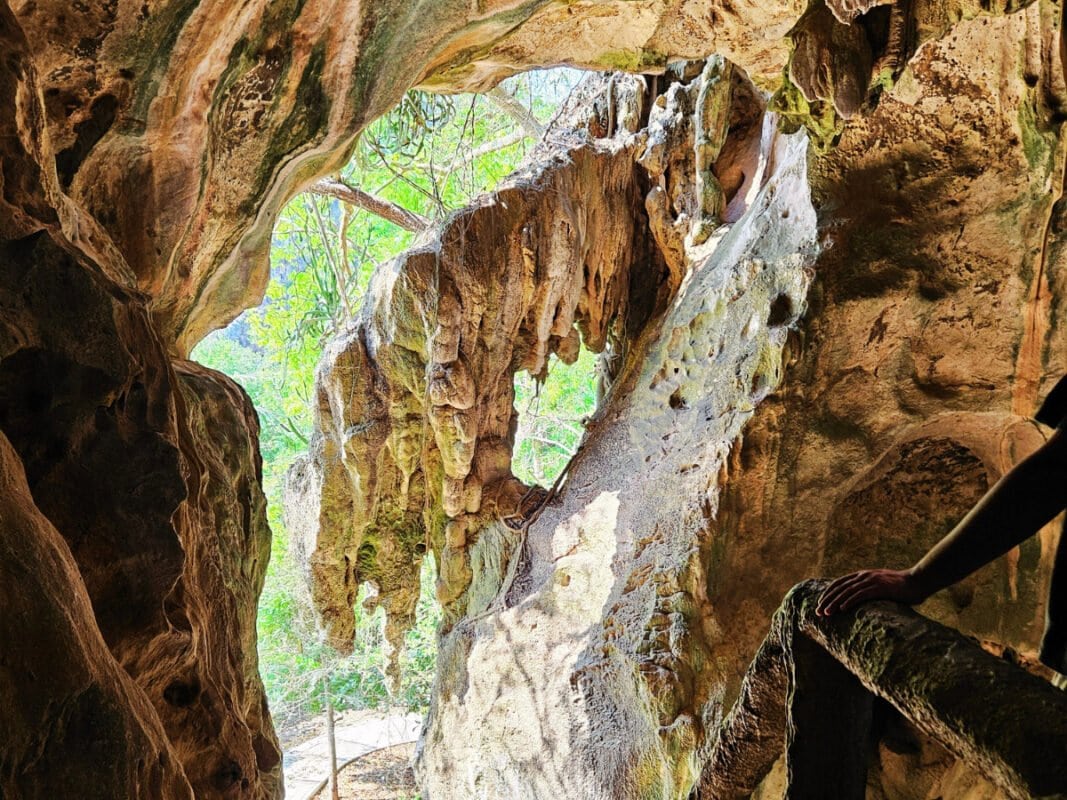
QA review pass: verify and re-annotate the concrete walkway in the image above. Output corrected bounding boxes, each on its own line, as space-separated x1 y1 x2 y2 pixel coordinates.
283 712 422 800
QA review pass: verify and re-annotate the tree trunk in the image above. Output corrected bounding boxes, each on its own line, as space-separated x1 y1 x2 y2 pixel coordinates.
324 672 340 800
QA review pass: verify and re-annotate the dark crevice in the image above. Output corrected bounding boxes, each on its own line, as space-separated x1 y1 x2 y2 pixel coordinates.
55 93 119 189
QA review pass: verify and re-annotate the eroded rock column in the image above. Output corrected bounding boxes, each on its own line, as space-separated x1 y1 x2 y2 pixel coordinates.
0 4 279 796
289 67 817 798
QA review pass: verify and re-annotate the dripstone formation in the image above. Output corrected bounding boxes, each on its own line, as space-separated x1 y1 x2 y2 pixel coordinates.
1 0 1065 798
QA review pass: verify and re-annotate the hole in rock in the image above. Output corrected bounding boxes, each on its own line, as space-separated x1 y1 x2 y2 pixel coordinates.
54 93 119 189
189 68 582 757
252 732 282 772
212 760 243 791
512 347 598 488
767 293 794 327
163 677 201 707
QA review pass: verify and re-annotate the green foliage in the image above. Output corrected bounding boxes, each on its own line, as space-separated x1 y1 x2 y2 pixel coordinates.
192 69 587 732
348 71 580 221
512 348 599 487
363 90 456 160
255 556 443 726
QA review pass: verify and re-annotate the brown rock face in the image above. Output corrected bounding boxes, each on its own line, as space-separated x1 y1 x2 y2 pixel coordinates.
0 215 280 798
294 4 1067 800
0 429 194 800
3 0 1067 796
0 4 278 795
721 1 1067 670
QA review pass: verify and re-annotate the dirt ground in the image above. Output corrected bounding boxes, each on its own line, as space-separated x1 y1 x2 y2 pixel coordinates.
310 742 418 800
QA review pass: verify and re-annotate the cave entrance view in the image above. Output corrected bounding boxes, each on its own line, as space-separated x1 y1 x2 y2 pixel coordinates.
8 3 1067 799
191 68 598 798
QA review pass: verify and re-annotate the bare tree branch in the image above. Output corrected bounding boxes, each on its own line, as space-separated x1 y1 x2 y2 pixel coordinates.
486 86 545 139
414 130 527 176
308 197 351 326
521 434 576 453
311 178 430 232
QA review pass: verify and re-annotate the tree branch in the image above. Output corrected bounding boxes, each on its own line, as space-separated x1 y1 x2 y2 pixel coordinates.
414 130 528 177
486 86 545 139
311 178 430 233
520 434 576 453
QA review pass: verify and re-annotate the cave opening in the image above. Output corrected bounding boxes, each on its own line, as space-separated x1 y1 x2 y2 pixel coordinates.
511 347 599 488
7 0 1067 795
189 67 584 766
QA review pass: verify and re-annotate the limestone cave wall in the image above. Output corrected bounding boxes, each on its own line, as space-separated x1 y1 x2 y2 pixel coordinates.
1 0 1066 798
290 4 1067 799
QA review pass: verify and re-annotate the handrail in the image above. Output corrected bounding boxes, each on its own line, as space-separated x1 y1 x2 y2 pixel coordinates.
696 580 1067 800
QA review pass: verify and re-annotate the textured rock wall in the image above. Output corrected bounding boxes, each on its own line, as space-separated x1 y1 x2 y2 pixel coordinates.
722 7 1067 794
3 0 1067 796
0 227 282 798
1 0 819 795
721 0 1067 684
293 4 1067 800
0 429 194 800
0 3 279 796
8 0 809 355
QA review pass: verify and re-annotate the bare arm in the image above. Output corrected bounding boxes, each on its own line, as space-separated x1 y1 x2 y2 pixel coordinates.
817 426 1067 616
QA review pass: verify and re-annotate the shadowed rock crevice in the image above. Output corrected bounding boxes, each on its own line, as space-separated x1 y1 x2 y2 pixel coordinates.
0 429 195 800
698 581 1067 799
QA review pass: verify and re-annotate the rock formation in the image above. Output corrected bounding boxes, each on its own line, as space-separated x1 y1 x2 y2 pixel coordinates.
292 3 1067 799
2 0 1067 797
284 73 657 668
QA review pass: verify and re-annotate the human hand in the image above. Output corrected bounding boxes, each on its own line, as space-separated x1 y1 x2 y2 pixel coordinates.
816 568 930 616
